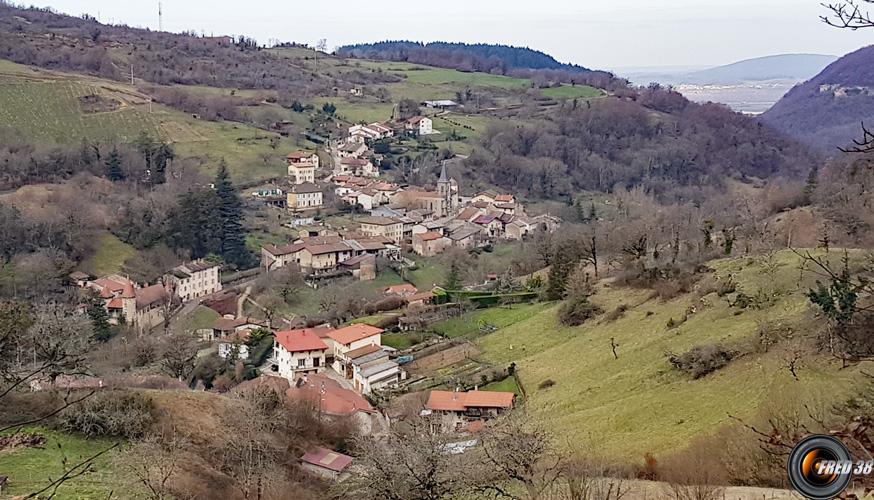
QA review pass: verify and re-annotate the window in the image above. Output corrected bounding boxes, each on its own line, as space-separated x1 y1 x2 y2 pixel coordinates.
297 358 306 368
313 357 320 367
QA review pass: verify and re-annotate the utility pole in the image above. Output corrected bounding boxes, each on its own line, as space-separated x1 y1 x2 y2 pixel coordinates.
158 2 163 32
130 65 134 86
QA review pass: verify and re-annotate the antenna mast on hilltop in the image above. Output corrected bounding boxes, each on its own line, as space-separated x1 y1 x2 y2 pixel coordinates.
158 2 163 32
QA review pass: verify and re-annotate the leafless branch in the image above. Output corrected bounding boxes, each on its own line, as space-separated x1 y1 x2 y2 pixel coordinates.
821 0 874 29
839 122 874 154
25 442 120 499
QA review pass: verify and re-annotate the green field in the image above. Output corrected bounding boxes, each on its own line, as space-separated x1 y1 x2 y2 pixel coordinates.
482 375 522 396
0 80 164 144
390 67 529 89
541 84 604 99
82 231 137 277
475 251 867 459
0 428 125 499
0 60 293 184
432 302 554 339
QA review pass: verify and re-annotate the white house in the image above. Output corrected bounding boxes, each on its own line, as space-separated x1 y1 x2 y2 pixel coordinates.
406 116 434 135
339 344 402 394
325 324 383 375
273 329 329 379
167 260 221 303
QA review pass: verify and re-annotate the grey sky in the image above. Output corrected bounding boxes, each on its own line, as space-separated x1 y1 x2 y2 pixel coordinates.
27 0 874 70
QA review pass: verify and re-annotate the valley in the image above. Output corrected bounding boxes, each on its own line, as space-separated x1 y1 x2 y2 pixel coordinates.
0 2 873 499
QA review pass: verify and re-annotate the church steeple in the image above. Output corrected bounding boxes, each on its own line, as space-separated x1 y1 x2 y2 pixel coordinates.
437 161 452 216
438 161 449 183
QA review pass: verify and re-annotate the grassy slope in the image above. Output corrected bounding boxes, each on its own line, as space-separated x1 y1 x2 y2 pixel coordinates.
0 427 125 499
0 60 292 184
476 251 866 459
541 84 604 99
82 231 137 277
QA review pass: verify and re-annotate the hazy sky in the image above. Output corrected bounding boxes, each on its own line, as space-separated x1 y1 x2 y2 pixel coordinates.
27 0 874 70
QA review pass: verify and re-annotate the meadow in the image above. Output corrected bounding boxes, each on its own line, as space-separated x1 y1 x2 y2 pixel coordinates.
475 250 867 459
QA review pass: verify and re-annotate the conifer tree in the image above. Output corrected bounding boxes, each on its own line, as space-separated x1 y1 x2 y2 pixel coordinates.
213 161 251 267
105 146 124 181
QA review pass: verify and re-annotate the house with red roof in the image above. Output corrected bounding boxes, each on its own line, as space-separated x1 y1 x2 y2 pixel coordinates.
325 324 382 373
425 389 515 430
300 447 353 481
85 275 169 332
286 373 383 434
273 329 329 378
412 231 450 256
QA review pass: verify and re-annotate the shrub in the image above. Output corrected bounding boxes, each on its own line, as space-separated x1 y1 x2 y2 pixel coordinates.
58 390 154 438
604 304 628 322
538 379 555 390
667 344 736 379
558 294 602 326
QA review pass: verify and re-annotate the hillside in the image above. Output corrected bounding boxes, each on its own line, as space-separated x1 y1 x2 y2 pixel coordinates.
761 45 874 152
474 250 866 458
338 40 595 73
652 54 838 85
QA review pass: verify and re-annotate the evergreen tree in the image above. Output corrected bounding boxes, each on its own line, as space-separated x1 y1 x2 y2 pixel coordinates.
803 165 819 204
444 260 462 290
87 299 112 342
588 202 598 222
213 161 251 267
105 146 124 181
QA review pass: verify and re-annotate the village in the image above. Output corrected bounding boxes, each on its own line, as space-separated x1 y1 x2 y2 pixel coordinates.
64 108 562 484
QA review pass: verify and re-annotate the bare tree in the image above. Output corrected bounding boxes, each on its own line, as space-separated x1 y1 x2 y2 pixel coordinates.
822 0 874 29
159 333 199 381
117 430 188 500
343 416 474 500
475 413 565 500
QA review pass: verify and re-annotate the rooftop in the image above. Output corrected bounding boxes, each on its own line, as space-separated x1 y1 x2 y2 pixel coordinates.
416 231 445 242
426 390 515 412
275 329 329 353
300 447 353 473
327 324 383 346
357 216 400 226
287 373 374 416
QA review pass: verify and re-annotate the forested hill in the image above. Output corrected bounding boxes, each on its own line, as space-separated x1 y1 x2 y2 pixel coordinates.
761 45 874 152
337 41 623 89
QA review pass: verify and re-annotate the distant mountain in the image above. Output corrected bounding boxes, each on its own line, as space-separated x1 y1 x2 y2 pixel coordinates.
682 54 837 85
761 46 874 152
622 54 836 86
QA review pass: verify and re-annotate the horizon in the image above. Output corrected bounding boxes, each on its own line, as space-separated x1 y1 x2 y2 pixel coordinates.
20 0 873 71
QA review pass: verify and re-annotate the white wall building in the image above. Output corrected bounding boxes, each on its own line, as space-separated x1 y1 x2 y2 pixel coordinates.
167 260 222 303
273 329 329 379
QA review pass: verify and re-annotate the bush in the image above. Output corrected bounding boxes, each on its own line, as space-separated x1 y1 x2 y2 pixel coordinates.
667 344 736 379
58 390 154 438
604 304 628 322
558 294 602 326
538 379 555 390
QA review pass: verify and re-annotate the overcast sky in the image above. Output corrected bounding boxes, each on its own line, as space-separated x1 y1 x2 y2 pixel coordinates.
26 0 874 70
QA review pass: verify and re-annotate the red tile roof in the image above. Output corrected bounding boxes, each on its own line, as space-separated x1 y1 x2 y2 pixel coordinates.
135 284 167 310
495 194 514 202
416 231 444 242
107 297 123 309
275 329 328 353
327 324 383 346
426 390 515 412
300 447 353 473
94 278 126 293
287 150 316 160
287 373 374 416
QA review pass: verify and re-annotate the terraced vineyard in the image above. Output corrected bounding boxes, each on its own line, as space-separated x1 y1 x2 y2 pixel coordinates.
0 80 164 143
